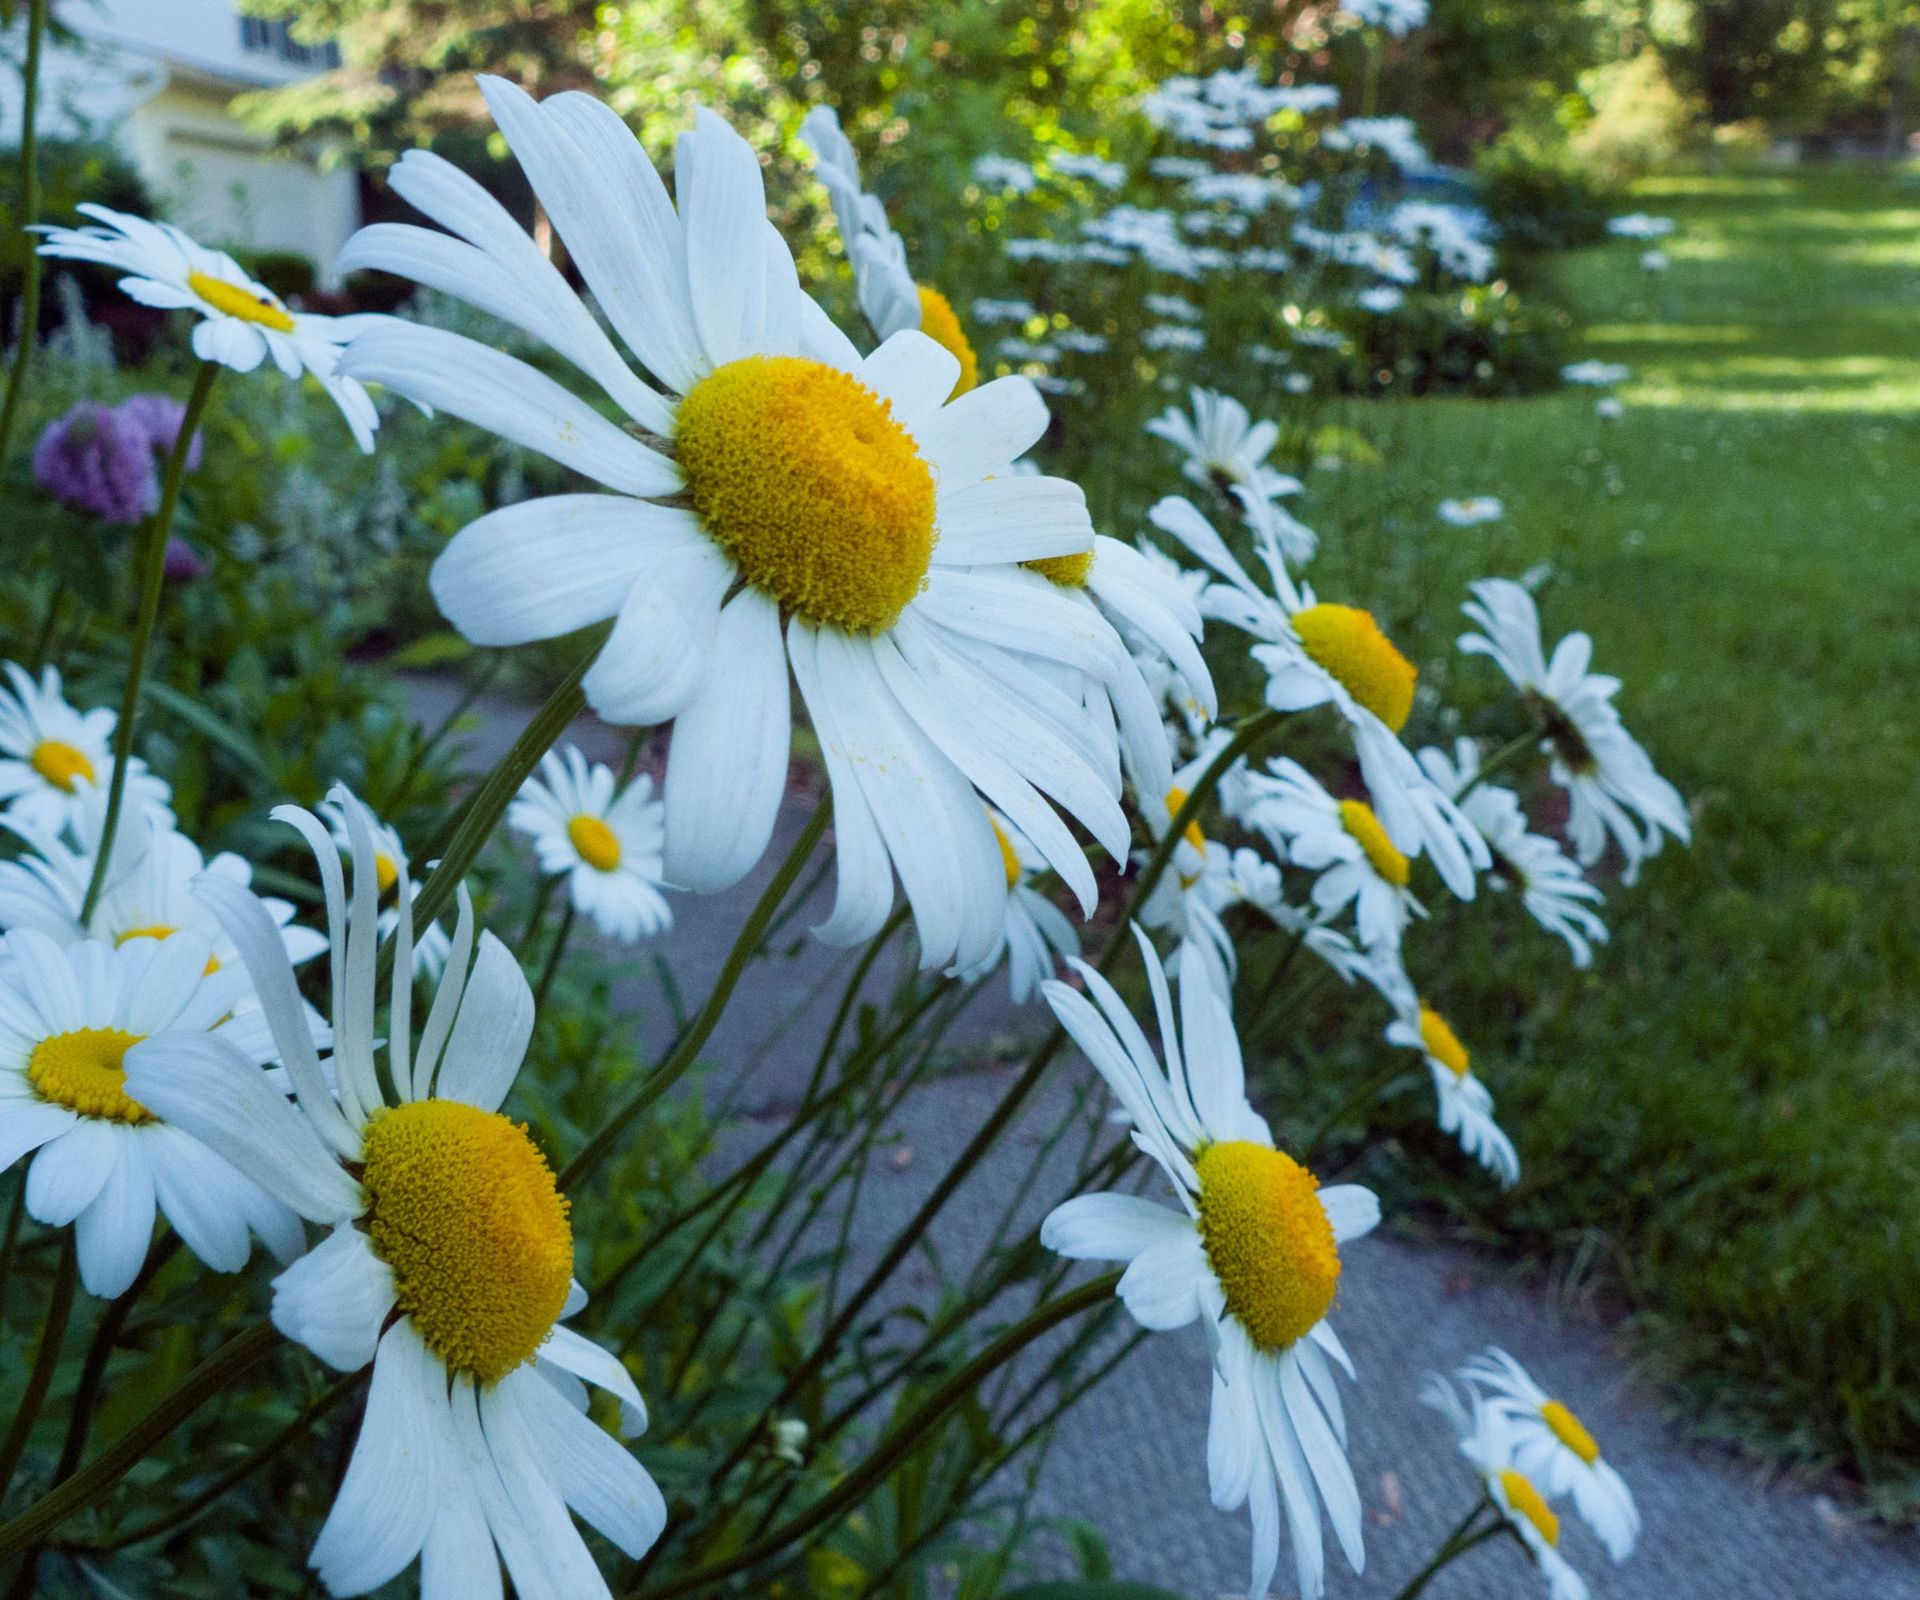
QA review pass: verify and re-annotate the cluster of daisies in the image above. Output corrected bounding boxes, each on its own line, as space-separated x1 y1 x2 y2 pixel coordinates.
19 59 1686 1600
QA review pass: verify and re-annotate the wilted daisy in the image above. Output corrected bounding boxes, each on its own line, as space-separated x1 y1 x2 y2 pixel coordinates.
1042 934 1378 1600
321 793 453 978
124 789 665 1598
1423 1374 1590 1600
337 80 1132 971
1153 495 1488 897
508 746 671 944
36 206 379 451
953 811 1078 1001
0 663 172 837
1382 987 1519 1187
1438 496 1504 528
1461 1348 1639 1561
0 929 304 1295
1146 389 1303 507
1459 579 1688 884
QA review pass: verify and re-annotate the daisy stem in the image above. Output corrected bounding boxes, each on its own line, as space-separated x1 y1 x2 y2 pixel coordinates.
560 799 834 1190
78 359 218 925
0 1320 277 1561
50 1233 183 1487
533 902 576 1014
26 578 66 673
1388 1498 1503 1600
517 871 560 955
0 1237 76 1499
0 0 48 476
0 1178 25 1309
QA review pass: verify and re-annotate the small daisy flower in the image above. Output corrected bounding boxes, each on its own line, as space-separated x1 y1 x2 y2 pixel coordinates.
0 663 171 837
1461 1348 1640 1561
1459 579 1688 885
321 793 452 979
952 811 1079 1001
1153 493 1489 897
1607 212 1674 240
1594 396 1625 421
1640 248 1670 273
1438 496 1504 527
35 205 381 451
508 746 672 944
1136 772 1241 987
124 788 665 1598
1423 1374 1591 1600
0 929 306 1296
1383 988 1519 1188
1146 388 1304 508
1041 934 1380 1600
336 81 1133 972
1561 360 1630 387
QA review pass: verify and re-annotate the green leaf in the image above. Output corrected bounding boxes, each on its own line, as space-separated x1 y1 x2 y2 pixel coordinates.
139 678 275 786
386 630 473 669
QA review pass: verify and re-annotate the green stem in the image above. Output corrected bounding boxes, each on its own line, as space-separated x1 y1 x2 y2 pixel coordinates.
0 1322 278 1560
517 873 559 958
560 800 833 1189
79 361 218 924
533 903 576 1015
0 1177 26 1309
1452 726 1542 807
25 577 65 673
388 652 506 814
1388 1500 1502 1600
0 0 49 474
0 1238 76 1497
51 1234 182 1485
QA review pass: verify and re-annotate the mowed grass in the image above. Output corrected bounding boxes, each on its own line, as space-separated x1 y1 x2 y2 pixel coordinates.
1303 165 1920 1505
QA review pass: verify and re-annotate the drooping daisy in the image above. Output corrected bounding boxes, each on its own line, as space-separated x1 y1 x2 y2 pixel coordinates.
1153 492 1489 897
1146 388 1303 508
335 80 1131 972
36 206 380 451
1416 740 1607 968
1461 1348 1640 1561
1458 579 1688 885
0 929 304 1296
0 662 171 837
321 792 452 979
1437 496 1504 528
507 746 672 943
1382 987 1519 1188
124 788 665 1598
953 811 1079 1001
1422 1374 1591 1600
1041 934 1379 1600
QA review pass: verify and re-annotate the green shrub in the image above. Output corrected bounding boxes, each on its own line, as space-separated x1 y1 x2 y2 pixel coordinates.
1475 126 1619 253
0 139 153 329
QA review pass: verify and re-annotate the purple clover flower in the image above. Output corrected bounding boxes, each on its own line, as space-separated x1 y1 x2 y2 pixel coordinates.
115 393 206 472
32 401 159 524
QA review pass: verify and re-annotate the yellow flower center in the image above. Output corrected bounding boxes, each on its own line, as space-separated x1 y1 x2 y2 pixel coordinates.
676 356 937 634
187 271 296 333
359 1100 574 1383
1541 1399 1602 1466
1024 548 1096 587
1165 785 1207 857
1291 603 1417 732
1337 798 1410 887
568 813 622 873
1499 1469 1560 1547
915 285 978 398
1193 1141 1341 1353
374 852 399 895
28 1027 150 1123
1417 1005 1470 1077
30 739 95 792
113 924 222 974
989 815 1022 889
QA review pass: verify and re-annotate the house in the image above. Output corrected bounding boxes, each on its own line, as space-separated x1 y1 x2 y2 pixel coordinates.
6 0 358 283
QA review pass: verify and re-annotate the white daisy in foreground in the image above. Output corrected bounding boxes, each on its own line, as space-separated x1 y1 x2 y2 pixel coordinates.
1423 1374 1590 1600
1041 933 1379 1600
1461 1348 1639 1561
36 206 380 451
337 80 1131 971
1459 579 1688 885
1417 740 1607 968
509 746 672 944
1152 494 1488 898
1438 496 1504 528
1146 387 1303 508
1383 988 1519 1188
0 929 303 1295
954 811 1079 1001
0 662 171 836
124 789 664 1599
321 793 452 978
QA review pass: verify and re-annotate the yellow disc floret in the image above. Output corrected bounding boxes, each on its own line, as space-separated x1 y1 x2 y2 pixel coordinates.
373 852 399 895
1337 798 1410 887
989 815 1022 889
29 1028 150 1123
359 1100 574 1383
30 739 95 792
1194 1141 1341 1353
568 814 622 873
1165 786 1208 857
1498 1469 1560 1547
1291 603 1417 732
188 271 296 333
1541 1399 1602 1466
676 356 937 634
915 285 978 398
1025 548 1096 588
1417 1005 1470 1077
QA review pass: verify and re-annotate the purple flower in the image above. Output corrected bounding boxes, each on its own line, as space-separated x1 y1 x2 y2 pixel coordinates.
32 402 159 523
115 393 205 472
163 537 209 580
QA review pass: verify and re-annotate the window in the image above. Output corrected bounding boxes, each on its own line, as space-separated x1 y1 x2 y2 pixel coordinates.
238 15 341 69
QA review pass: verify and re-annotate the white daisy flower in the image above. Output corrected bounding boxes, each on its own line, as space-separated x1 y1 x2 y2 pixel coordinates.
0 663 171 837
1640 248 1670 273
952 811 1079 1001
35 206 381 451
972 154 1038 194
1606 212 1674 240
1382 987 1519 1188
1341 0 1428 36
1136 773 1240 988
1146 389 1304 508
1594 396 1625 421
1416 740 1607 968
1356 285 1405 314
321 793 452 979
1561 360 1630 387
1438 495 1504 527
1422 1374 1591 1600
335 81 1133 972
1041 934 1380 1600
1459 579 1688 884
507 746 672 944
123 788 665 1598
1461 1347 1640 1561
0 929 305 1296
1153 492 1489 897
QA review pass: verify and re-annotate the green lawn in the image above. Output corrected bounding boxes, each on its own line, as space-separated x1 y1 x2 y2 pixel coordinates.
1306 165 1920 1505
